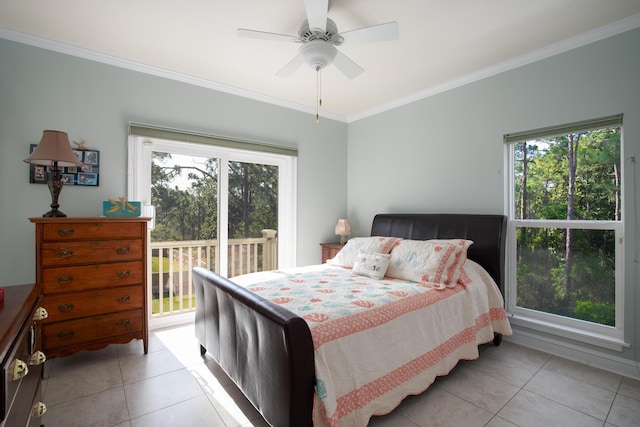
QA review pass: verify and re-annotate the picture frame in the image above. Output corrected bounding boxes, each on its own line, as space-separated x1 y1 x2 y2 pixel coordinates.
28 144 100 186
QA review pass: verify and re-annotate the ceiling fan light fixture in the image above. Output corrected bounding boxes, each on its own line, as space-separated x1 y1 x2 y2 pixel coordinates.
299 39 337 71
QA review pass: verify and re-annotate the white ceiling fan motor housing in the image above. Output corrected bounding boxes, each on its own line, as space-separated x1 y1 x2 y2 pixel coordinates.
299 39 337 71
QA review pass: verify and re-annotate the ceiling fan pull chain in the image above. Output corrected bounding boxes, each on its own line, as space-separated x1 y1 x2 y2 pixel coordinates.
316 68 322 122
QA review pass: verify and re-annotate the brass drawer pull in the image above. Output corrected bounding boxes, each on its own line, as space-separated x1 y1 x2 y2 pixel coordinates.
57 228 75 237
116 246 130 255
117 319 133 332
118 295 131 304
57 275 74 284
32 402 47 418
33 307 49 321
117 270 131 278
57 303 75 313
10 359 29 381
29 351 47 366
55 250 74 258
58 330 75 340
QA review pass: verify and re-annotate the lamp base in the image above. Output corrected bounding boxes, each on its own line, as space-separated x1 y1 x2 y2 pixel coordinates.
43 209 67 218
44 176 66 218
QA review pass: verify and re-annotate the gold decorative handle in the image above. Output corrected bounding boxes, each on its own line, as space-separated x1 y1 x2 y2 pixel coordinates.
10 359 29 381
58 330 75 340
118 295 131 304
57 275 74 284
117 270 131 278
32 402 47 418
29 351 47 366
57 303 75 313
116 246 131 255
117 319 133 332
57 228 75 237
55 250 74 258
33 307 49 321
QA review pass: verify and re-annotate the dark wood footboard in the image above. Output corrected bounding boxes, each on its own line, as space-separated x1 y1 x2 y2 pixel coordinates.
193 267 315 427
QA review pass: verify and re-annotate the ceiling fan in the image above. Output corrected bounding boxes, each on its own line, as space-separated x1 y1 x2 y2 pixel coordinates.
237 0 399 79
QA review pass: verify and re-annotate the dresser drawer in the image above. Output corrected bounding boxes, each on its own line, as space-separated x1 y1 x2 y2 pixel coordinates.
3 363 43 427
41 239 142 266
1 318 39 422
41 285 143 323
42 261 143 294
41 222 143 241
42 309 143 350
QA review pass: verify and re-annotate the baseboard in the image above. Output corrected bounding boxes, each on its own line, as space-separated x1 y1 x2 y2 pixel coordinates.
149 311 195 331
506 329 640 381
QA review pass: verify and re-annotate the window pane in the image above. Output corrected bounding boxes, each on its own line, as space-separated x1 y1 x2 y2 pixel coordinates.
514 127 621 220
227 161 279 277
516 227 616 326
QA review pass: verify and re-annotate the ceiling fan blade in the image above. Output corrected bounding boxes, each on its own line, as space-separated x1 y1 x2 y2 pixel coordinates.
304 0 328 33
276 55 304 77
332 50 364 79
339 22 399 45
237 28 300 43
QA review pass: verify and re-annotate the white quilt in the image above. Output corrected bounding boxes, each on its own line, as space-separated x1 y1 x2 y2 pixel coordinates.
232 260 512 426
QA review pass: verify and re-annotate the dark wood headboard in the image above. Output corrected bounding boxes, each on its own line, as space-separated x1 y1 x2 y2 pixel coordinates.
370 214 507 295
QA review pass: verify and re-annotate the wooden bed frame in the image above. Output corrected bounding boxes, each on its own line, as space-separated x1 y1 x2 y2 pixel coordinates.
193 213 507 427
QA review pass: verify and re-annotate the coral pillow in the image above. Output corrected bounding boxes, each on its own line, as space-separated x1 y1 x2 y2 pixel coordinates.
352 251 391 280
387 239 473 286
327 236 402 267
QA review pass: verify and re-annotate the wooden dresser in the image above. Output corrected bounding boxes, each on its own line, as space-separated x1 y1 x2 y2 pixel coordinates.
30 217 149 358
0 283 47 427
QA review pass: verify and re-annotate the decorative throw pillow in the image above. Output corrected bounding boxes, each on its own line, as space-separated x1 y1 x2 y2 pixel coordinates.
327 236 402 267
352 251 391 280
386 239 473 286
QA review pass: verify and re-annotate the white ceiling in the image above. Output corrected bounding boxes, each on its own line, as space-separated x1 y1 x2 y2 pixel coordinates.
1 0 640 122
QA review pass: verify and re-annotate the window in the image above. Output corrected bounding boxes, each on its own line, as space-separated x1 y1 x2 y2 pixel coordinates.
505 115 625 349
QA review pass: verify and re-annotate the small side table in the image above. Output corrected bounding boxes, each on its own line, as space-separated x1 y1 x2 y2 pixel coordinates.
320 242 345 263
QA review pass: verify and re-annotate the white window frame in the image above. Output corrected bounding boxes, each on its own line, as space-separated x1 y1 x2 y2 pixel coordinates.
505 118 627 351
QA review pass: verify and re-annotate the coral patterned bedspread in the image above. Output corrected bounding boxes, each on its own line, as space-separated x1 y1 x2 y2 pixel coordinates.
232 260 512 427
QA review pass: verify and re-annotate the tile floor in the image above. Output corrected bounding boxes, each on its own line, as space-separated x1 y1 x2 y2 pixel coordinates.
42 324 640 427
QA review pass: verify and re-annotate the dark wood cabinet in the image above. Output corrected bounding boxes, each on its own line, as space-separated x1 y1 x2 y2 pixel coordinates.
320 242 345 263
0 283 46 427
30 217 149 358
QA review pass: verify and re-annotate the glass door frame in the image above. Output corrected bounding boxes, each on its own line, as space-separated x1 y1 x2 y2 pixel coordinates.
127 135 297 328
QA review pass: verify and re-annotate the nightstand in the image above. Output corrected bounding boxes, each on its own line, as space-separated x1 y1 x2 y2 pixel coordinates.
320 242 345 263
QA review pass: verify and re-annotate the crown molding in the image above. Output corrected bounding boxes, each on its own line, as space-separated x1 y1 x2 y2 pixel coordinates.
0 26 347 123
2 13 640 125
347 13 640 123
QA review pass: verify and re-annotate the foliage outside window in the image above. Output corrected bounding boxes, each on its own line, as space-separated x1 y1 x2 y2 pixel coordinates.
150 153 278 242
507 115 623 339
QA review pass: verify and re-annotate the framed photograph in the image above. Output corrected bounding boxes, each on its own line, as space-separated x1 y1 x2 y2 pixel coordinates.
73 149 84 163
77 172 98 186
60 174 75 184
33 166 46 182
84 150 99 165
28 144 100 186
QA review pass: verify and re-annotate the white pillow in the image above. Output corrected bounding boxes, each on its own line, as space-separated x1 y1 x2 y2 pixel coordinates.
352 251 391 280
327 236 402 267
386 239 473 286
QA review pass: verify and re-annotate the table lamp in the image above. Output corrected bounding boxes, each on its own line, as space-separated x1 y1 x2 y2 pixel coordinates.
24 130 84 217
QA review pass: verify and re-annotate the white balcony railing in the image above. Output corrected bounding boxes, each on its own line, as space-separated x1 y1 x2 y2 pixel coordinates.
150 229 277 318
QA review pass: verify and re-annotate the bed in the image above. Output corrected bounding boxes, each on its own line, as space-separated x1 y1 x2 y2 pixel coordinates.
193 213 511 427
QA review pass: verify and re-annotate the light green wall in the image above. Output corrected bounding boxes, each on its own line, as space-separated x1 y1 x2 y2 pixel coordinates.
2 26 639 372
0 38 348 284
348 27 640 367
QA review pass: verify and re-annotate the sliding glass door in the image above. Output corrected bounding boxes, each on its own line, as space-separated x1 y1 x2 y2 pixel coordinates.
128 135 296 327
